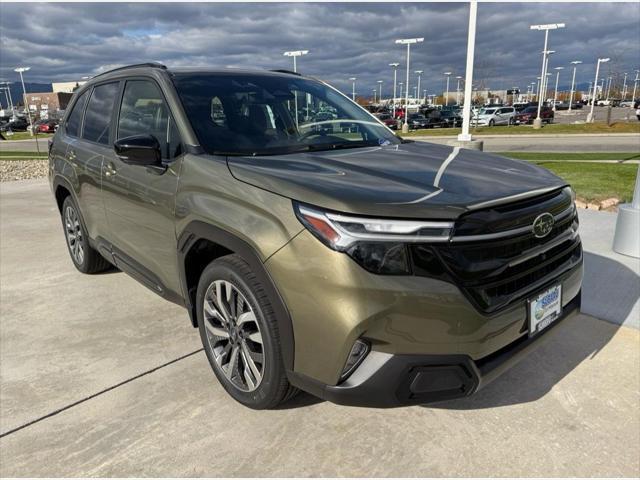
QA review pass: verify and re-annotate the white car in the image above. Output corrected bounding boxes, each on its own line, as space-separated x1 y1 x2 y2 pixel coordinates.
472 106 516 126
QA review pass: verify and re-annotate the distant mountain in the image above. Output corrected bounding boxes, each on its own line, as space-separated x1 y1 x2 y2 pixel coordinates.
0 82 52 109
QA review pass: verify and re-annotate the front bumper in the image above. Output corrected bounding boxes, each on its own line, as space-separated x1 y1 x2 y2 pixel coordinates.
291 291 580 407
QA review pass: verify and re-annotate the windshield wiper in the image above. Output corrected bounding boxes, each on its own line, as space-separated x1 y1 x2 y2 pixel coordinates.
306 141 384 152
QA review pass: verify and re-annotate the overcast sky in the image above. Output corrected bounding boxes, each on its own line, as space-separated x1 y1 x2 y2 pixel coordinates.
1 2 639 96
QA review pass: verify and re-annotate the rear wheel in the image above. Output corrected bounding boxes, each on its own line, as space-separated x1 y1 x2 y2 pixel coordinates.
197 254 298 409
61 196 111 274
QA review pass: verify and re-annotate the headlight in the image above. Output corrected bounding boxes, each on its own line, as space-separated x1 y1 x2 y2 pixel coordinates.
294 202 453 275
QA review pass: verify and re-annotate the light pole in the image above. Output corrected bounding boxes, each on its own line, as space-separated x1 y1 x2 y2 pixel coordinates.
14 66 35 137
372 89 377 104
0 81 14 116
605 75 612 100
553 66 564 110
587 57 610 123
530 82 536 102
398 82 403 99
349 77 357 101
568 60 582 111
530 23 565 128
389 62 399 117
535 77 541 101
283 50 308 128
541 50 555 104
622 72 628 101
458 0 478 144
443 72 452 106
377 80 383 104
396 37 424 133
415 70 423 104
455 76 462 105
423 89 427 102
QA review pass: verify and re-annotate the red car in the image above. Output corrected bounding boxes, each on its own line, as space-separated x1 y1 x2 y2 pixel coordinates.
374 113 398 130
514 106 554 124
37 120 58 133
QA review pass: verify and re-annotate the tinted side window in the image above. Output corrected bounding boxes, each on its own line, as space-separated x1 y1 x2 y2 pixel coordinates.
82 82 119 145
66 90 88 137
118 80 181 159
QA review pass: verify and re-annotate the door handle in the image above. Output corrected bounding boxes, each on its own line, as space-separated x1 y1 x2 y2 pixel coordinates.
104 162 117 177
67 149 76 161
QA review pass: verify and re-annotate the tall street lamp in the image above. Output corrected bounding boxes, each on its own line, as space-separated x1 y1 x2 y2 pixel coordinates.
415 70 423 103
372 89 377 104
530 23 565 128
283 50 308 128
389 62 400 117
605 75 613 100
398 82 403 99
458 0 478 144
349 77 357 101
621 72 628 101
568 60 582 112
540 50 555 104
443 72 452 106
14 66 34 137
377 80 383 104
553 66 564 111
587 57 610 123
455 75 462 105
0 81 14 116
395 37 424 133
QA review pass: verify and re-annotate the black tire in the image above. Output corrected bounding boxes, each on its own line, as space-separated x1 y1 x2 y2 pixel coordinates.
489 119 495 127
61 196 111 274
197 254 298 409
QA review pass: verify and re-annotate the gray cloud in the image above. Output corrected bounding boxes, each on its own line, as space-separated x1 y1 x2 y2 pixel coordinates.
0 2 638 96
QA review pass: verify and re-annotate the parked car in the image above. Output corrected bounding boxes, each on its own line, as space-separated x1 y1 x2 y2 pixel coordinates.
472 106 516 126
374 112 397 130
50 63 583 409
438 109 462 128
0 117 29 132
513 102 530 112
37 119 59 133
514 106 554 125
407 112 442 129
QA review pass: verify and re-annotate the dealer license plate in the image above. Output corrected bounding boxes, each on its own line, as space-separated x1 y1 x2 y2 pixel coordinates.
528 285 562 336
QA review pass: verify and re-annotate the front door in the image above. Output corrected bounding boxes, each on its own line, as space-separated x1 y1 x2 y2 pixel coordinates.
101 79 184 297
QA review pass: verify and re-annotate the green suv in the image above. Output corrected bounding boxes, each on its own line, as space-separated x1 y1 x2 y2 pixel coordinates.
49 63 583 409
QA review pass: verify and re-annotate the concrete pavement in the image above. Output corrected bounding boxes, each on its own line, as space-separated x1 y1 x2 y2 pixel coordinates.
1 179 639 477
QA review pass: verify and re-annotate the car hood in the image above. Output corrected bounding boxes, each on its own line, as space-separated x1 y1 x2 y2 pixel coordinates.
226 141 566 219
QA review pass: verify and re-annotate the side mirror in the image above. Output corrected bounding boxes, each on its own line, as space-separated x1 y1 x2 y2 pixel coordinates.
114 134 161 166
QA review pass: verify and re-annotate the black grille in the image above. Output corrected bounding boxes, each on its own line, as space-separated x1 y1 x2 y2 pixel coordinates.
410 188 583 313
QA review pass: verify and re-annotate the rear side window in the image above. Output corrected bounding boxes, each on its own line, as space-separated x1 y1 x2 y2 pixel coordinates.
82 82 119 145
65 90 88 137
117 80 181 159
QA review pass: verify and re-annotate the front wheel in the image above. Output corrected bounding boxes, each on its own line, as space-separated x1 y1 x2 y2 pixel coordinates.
197 254 298 409
489 119 495 127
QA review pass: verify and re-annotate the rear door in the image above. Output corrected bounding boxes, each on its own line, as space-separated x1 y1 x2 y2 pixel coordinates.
101 78 184 297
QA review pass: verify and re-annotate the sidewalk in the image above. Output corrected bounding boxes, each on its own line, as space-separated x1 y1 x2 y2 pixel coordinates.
578 208 640 328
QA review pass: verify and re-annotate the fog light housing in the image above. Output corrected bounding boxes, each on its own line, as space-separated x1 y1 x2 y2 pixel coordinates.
340 339 370 382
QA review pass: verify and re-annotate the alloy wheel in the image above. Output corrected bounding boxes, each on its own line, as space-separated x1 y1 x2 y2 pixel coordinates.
64 205 84 265
203 280 265 392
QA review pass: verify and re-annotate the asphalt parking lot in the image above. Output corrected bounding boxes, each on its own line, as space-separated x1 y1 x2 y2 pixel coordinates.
1 179 639 477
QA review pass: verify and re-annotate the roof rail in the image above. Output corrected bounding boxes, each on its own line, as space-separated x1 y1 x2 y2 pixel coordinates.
269 69 302 76
92 62 167 79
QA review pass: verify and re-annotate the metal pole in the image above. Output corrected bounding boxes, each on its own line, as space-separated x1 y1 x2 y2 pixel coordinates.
553 68 562 111
568 63 578 111
534 29 549 128
445 74 450 106
350 78 356 101
458 0 477 142
588 59 602 123
631 71 639 115
416 72 421 104
404 42 410 132
622 73 628 100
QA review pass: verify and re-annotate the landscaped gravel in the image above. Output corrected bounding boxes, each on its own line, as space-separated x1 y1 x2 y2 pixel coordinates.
0 160 48 182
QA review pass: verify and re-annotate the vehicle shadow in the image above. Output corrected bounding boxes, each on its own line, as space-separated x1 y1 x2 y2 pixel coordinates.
426 252 637 410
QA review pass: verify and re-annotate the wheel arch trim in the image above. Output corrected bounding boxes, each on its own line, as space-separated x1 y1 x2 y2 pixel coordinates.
177 221 295 371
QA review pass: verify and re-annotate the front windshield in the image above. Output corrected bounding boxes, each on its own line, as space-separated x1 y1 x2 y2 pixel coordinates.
172 72 400 155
